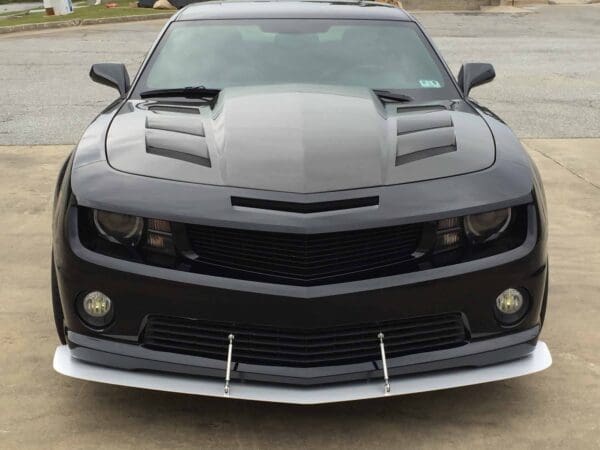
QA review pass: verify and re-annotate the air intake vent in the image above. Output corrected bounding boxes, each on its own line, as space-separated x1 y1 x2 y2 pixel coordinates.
396 110 456 166
231 196 379 213
145 112 211 167
142 313 468 368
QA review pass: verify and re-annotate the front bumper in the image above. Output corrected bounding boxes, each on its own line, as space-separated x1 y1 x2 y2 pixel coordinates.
54 200 549 388
54 342 551 404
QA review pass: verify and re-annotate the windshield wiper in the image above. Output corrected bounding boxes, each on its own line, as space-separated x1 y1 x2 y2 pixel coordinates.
140 86 221 99
372 90 413 103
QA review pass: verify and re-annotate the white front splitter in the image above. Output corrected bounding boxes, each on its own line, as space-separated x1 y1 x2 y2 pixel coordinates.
54 343 551 404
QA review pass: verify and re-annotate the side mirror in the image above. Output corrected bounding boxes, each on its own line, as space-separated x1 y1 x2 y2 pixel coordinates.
90 63 130 97
457 63 495 97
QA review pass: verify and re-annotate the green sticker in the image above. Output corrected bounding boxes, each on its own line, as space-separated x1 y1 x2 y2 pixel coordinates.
419 80 442 88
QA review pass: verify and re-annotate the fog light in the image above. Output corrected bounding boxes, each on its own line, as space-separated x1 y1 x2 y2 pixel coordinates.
78 291 114 328
83 291 112 317
496 288 523 314
495 288 527 325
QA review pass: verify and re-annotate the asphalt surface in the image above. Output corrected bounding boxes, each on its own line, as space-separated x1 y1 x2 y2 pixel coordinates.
0 4 599 145
1 4 600 449
0 2 42 14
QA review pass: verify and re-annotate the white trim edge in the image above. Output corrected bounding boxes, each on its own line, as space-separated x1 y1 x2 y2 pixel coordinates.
53 342 551 405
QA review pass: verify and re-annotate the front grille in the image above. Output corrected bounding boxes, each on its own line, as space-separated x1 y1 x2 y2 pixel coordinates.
186 223 423 285
142 314 468 367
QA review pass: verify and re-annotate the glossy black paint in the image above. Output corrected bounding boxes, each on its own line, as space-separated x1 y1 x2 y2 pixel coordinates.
458 63 496 97
89 63 131 97
52 1 549 386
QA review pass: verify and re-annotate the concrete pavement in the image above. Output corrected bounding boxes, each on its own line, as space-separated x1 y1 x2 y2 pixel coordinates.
0 139 598 449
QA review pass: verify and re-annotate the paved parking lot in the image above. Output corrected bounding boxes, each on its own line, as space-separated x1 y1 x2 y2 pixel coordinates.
0 4 599 449
1 4 599 145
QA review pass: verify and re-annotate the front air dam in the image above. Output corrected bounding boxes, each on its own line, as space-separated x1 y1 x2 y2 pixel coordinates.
53 343 551 405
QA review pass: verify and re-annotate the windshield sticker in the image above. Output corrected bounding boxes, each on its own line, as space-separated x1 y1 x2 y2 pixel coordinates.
419 80 442 88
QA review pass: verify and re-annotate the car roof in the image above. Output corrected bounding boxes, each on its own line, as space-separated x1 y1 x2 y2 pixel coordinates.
175 1 413 22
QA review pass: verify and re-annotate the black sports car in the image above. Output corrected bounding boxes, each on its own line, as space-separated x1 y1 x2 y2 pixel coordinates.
52 0 551 403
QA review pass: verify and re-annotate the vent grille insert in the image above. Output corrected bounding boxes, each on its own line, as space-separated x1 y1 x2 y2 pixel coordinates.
142 313 468 368
186 223 423 285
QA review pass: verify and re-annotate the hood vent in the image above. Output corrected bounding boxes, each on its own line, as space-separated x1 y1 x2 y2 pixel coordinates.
147 104 200 115
145 112 211 167
395 110 456 166
231 196 379 214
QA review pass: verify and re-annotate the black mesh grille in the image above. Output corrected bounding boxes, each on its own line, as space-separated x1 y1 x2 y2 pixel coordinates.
186 223 423 285
142 314 468 367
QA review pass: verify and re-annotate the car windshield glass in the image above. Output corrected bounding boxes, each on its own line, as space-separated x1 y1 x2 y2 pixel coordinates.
133 19 459 101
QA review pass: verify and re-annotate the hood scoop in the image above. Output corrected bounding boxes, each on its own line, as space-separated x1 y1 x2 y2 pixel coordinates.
395 110 456 166
145 111 211 167
107 95 495 192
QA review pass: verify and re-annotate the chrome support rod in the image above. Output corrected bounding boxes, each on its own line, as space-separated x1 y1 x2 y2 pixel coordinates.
378 332 391 394
224 334 235 396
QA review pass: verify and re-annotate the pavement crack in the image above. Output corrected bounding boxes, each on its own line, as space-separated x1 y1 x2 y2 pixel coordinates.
529 147 600 191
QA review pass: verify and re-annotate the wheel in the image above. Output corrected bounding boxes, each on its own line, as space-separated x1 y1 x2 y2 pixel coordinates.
51 255 67 344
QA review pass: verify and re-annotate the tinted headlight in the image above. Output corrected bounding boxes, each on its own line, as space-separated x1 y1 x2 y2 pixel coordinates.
464 208 512 243
82 208 176 266
93 210 144 246
432 205 528 266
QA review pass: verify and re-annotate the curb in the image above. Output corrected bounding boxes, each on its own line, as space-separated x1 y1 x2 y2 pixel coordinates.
0 12 174 35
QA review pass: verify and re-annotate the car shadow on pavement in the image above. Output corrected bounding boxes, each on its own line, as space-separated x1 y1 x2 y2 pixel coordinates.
71 377 543 444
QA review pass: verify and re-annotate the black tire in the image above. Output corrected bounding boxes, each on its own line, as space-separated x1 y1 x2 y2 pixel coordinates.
539 267 549 330
51 255 67 345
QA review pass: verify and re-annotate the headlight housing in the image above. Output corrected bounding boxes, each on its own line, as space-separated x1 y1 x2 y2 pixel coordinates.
81 208 176 265
433 206 527 265
464 208 512 243
93 210 144 246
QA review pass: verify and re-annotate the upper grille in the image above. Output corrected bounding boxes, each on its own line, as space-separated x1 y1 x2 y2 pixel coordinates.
186 223 423 285
143 314 468 368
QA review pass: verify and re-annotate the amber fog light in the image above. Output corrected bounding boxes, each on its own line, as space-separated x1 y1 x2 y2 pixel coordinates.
495 288 528 325
78 291 114 328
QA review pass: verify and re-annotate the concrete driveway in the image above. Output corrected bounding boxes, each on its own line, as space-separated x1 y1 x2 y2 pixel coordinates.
0 4 599 449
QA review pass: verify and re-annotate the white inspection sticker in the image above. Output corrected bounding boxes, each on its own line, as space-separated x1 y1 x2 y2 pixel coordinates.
419 80 442 88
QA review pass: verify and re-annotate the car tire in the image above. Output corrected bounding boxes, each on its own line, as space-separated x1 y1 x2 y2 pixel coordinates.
540 266 549 330
51 254 67 345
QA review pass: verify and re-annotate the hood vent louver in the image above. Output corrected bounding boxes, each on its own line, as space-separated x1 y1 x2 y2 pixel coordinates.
395 110 456 166
145 112 211 167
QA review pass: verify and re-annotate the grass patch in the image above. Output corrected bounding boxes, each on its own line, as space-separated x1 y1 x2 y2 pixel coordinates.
0 0 171 27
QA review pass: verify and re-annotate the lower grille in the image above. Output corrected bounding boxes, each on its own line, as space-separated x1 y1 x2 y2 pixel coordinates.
142 314 468 367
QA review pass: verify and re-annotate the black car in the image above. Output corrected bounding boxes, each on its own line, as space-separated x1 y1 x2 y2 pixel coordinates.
52 0 551 403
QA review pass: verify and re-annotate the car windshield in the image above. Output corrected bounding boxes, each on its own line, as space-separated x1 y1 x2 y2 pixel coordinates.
134 19 459 101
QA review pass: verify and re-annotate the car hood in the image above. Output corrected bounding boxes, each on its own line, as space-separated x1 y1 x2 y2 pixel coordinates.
106 85 495 193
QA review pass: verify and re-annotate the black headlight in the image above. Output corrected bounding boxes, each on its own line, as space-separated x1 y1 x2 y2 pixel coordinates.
93 210 144 246
433 206 527 265
80 208 176 264
464 208 512 243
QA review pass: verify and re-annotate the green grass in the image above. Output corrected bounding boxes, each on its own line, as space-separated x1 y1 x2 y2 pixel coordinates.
0 0 171 27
